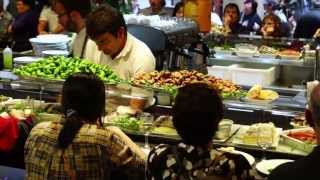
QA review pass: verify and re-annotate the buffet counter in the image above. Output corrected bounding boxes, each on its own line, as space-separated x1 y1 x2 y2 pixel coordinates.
0 55 314 171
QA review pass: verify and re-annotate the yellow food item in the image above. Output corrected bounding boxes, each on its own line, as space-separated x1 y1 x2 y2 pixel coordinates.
259 90 279 100
247 85 262 99
247 85 279 101
242 123 276 145
152 127 178 136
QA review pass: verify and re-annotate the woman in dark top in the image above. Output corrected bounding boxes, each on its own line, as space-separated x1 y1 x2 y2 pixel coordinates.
239 0 262 33
147 83 254 180
8 0 39 52
223 3 245 35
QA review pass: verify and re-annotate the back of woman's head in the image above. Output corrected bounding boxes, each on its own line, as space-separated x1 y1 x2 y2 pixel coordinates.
173 83 223 146
61 72 105 122
58 73 105 149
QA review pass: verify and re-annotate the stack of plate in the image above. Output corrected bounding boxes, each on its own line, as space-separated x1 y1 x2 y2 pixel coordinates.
13 56 41 68
29 34 71 56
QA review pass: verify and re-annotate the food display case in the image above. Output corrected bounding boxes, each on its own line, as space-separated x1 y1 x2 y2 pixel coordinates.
204 33 317 89
0 41 315 164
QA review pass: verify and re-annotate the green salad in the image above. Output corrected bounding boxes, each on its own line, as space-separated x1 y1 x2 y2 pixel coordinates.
112 115 143 131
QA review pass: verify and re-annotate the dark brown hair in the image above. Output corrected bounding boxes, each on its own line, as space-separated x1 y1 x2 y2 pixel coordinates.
58 72 105 149
173 83 223 146
262 13 281 37
86 4 127 39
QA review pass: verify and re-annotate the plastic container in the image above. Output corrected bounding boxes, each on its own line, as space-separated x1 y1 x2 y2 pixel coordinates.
215 119 233 140
231 64 279 86
3 46 13 69
207 64 238 80
42 50 70 57
281 128 316 153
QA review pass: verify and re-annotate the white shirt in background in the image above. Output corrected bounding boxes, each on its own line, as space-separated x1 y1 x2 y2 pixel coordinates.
211 12 223 26
93 32 155 81
71 28 101 62
39 6 60 33
274 10 288 23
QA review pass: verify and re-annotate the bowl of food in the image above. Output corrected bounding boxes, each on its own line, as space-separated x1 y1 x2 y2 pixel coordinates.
258 45 278 59
235 43 258 58
278 49 301 60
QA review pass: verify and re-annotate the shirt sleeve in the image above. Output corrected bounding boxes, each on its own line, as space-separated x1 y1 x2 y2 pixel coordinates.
132 45 156 76
103 126 146 167
84 39 102 64
147 144 171 180
39 8 49 21
218 152 255 180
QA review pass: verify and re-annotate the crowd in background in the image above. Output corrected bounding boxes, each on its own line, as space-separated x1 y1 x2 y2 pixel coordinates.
0 0 318 52
137 0 320 39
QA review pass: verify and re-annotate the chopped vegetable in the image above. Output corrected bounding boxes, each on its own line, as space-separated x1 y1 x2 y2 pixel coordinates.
287 130 317 145
112 115 142 131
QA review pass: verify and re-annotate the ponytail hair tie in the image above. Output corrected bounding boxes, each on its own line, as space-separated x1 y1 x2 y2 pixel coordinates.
66 109 78 118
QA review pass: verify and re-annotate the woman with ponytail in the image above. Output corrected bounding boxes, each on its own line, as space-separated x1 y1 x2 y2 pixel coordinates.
24 73 145 179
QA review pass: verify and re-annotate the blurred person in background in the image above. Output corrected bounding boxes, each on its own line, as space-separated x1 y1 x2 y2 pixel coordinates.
140 0 172 16
211 0 223 26
260 13 283 37
38 0 64 34
8 0 39 52
147 83 254 180
213 0 223 17
25 73 145 179
312 0 320 7
0 5 12 35
172 1 183 17
223 3 244 34
263 0 287 23
86 5 155 80
294 0 320 38
6 0 18 17
54 0 100 60
269 84 320 180
239 0 262 33
263 0 291 37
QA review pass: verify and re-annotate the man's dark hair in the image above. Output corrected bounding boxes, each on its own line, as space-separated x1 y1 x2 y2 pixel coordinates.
172 2 183 17
58 0 91 18
20 0 36 8
172 83 223 146
58 72 105 149
86 4 126 39
161 0 166 7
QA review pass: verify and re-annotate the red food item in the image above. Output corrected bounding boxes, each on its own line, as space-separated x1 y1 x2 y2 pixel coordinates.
287 130 317 144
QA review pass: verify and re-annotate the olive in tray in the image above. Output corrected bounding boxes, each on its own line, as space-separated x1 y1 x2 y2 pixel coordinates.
133 70 244 99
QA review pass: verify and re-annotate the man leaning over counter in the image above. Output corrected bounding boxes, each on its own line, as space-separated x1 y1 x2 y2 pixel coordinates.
86 5 156 81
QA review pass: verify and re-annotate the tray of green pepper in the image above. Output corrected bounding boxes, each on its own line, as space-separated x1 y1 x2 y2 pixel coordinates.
13 56 121 84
